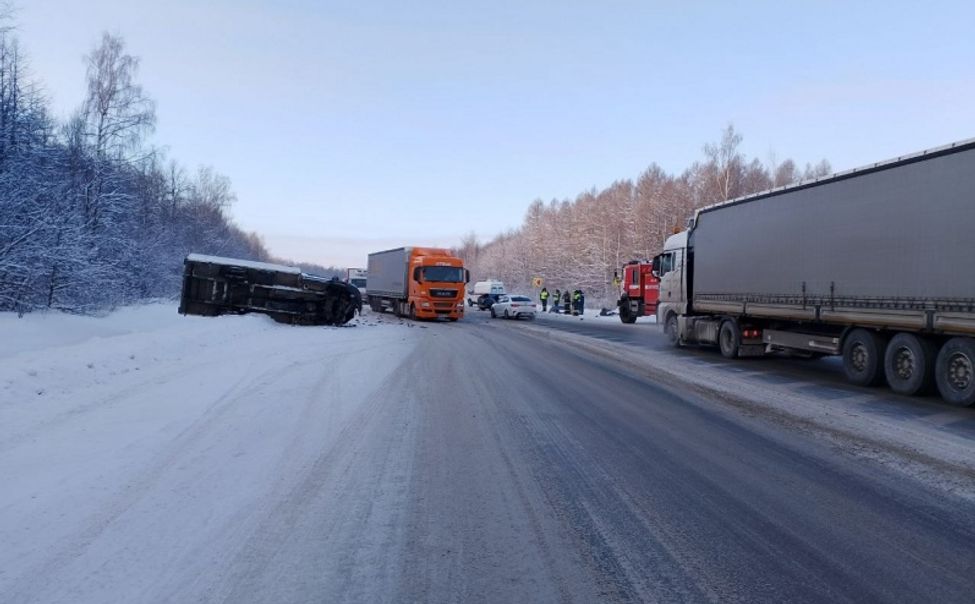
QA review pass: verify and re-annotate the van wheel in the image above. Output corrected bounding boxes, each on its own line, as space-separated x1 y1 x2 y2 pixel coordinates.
935 337 975 407
664 313 680 347
719 320 740 359
884 333 936 395
842 328 888 387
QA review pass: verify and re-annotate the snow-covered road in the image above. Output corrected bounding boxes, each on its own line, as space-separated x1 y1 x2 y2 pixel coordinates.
1 306 420 603
2 305 974 603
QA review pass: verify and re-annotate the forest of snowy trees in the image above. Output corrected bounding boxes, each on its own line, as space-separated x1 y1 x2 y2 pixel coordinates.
0 24 276 314
0 11 832 316
457 126 831 307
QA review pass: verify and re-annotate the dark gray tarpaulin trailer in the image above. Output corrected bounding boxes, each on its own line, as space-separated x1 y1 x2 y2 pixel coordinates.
689 139 975 335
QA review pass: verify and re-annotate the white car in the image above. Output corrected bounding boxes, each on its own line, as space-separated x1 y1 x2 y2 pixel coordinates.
490 294 536 320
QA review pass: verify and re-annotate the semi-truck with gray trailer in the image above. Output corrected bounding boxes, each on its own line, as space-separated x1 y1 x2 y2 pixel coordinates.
654 138 975 406
366 247 468 320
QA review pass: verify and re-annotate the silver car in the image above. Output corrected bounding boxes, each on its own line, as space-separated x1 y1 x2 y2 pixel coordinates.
490 294 536 320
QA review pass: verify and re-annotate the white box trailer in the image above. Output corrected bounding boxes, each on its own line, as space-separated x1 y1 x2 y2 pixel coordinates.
466 280 505 307
346 268 367 295
655 138 975 406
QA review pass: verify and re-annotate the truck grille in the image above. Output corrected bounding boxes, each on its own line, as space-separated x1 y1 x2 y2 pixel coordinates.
430 289 458 298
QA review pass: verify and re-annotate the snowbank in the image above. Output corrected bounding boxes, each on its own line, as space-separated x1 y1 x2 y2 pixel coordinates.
0 303 181 359
535 306 657 323
0 303 415 603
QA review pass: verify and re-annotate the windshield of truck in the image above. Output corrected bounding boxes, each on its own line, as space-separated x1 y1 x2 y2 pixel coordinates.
421 266 465 282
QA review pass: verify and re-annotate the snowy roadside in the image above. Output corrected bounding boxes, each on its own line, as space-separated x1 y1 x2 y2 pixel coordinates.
521 305 658 324
509 318 975 499
538 307 657 324
0 303 416 603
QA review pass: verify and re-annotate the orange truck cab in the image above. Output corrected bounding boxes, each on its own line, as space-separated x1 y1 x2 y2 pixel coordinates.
366 247 469 320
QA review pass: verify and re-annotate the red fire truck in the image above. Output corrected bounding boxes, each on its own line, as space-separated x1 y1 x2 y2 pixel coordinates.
616 260 660 324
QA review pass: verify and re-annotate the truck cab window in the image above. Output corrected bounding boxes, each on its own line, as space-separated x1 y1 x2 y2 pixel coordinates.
659 253 674 276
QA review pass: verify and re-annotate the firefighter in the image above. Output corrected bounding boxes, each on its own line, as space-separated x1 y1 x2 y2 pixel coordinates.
539 287 549 312
552 289 561 313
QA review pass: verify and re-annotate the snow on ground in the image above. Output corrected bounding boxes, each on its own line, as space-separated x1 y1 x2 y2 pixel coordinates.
0 303 415 603
534 306 657 323
0 304 174 358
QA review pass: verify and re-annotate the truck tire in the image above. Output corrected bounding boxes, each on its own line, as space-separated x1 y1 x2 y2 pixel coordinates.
842 328 888 387
619 299 637 324
408 303 416 321
664 313 680 347
884 333 936 396
935 337 975 407
719 320 740 359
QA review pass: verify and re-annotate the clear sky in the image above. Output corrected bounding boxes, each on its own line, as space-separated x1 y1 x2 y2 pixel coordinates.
16 0 975 268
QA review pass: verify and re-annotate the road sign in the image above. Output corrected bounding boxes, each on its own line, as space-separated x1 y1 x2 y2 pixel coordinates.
532 277 543 288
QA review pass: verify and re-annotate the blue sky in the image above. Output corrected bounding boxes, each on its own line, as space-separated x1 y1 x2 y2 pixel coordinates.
17 0 975 267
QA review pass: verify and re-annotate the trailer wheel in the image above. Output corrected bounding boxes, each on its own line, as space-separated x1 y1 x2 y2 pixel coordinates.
664 313 680 347
884 333 936 396
842 329 888 387
719 320 740 359
935 337 975 407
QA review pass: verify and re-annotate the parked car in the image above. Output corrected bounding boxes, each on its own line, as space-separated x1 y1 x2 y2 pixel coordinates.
476 293 500 310
490 294 536 320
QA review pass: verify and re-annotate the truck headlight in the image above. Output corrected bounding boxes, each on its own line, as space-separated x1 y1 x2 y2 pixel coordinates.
421 302 431 308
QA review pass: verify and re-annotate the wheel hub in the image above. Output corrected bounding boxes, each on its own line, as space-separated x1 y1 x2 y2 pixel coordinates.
894 346 915 380
947 352 973 390
851 343 868 372
721 330 733 351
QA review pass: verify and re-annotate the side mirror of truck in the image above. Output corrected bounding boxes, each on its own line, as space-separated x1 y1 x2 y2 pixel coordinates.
413 267 422 283
651 255 661 278
465 269 470 284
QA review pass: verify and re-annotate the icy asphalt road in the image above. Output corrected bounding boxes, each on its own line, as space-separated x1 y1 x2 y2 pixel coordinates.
2 306 974 603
